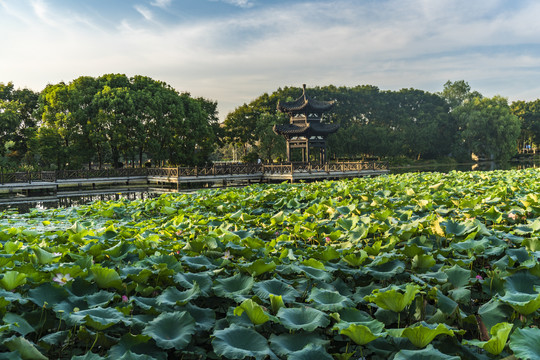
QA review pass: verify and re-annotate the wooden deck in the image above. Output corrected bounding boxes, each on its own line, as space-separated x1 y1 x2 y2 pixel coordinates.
0 161 388 199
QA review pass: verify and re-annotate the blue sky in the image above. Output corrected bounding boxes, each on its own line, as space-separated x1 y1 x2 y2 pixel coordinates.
2 0 540 120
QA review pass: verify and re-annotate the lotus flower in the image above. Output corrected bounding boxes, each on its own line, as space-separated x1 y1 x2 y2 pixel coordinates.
53 273 73 285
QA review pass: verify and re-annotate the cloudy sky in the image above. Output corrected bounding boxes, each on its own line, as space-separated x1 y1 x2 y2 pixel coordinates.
1 0 540 119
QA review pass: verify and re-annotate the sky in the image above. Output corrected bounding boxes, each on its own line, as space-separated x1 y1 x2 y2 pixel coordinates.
2 0 540 120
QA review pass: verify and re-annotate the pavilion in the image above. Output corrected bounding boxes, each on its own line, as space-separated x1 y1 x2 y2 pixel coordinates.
273 84 339 163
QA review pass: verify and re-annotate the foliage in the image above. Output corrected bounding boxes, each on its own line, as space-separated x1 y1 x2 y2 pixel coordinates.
1 161 540 358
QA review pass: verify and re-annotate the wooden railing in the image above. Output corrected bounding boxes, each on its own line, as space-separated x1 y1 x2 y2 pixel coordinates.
0 161 387 184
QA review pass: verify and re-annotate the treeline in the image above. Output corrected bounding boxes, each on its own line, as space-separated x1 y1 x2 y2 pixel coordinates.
223 81 533 163
2 77 540 170
0 74 218 170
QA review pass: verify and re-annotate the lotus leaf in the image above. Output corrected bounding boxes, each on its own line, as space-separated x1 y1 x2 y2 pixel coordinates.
288 345 333 360
142 311 195 350
465 322 512 355
509 327 540 360
0 271 26 291
107 333 160 360
499 291 540 315
156 283 200 306
444 264 471 288
234 299 270 325
3 313 35 336
364 284 421 313
389 322 455 348
269 294 285 313
90 266 122 290
277 306 330 332
183 303 216 332
213 273 254 300
71 353 105 360
4 336 47 360
268 332 329 356
70 307 125 330
307 287 354 311
252 278 300 303
212 324 274 360
243 259 277 277
365 259 405 280
338 322 385 345
393 344 460 360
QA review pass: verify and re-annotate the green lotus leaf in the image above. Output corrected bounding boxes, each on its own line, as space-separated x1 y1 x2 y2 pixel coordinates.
277 306 330 332
156 283 200 306
269 332 329 357
443 220 477 237
38 330 69 347
28 282 69 307
499 291 540 315
70 307 126 330
71 352 105 360
338 322 385 345
478 299 513 331
504 270 540 294
333 307 373 323
4 336 47 360
90 266 123 290
443 264 471 288
301 258 325 270
242 259 277 277
412 254 436 270
181 255 217 270
107 333 158 360
183 303 216 332
32 247 56 265
269 294 285 313
365 260 405 280
84 290 115 307
393 344 460 360
212 324 274 360
436 290 458 315
173 272 213 296
0 288 28 305
307 287 354 311
142 311 195 350
342 251 368 267
522 237 540 252
0 351 22 360
388 322 455 348
288 345 333 360
364 284 421 313
298 265 333 281
0 271 26 291
115 350 159 360
509 327 540 360
234 299 270 325
213 273 254 300
465 322 512 355
3 313 35 336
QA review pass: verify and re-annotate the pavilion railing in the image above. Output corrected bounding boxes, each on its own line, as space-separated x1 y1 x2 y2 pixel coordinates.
0 161 387 185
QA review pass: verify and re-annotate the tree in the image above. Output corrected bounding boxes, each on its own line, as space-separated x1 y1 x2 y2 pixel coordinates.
510 100 540 150
452 96 520 162
439 80 482 110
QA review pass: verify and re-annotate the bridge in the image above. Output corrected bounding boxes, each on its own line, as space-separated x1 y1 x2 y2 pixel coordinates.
0 161 388 202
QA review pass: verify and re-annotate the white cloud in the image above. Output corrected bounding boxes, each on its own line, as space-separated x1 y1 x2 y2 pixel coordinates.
134 5 154 21
150 0 172 9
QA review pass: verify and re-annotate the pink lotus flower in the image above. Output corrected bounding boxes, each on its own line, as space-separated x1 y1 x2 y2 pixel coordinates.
476 275 483 281
121 295 129 303
325 237 331 243
508 213 518 220
222 250 233 260
53 273 73 286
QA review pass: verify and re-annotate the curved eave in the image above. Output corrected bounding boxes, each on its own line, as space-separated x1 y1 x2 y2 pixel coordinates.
273 123 340 136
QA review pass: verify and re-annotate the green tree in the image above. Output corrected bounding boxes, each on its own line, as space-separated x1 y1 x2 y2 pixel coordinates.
510 100 540 150
453 96 520 161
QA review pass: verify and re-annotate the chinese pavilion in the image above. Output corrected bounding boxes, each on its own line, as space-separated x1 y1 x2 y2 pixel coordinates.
273 84 339 163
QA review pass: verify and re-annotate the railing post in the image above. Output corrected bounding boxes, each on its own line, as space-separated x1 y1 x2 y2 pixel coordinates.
195 166 198 177
0 167 3 185
28 171 31 184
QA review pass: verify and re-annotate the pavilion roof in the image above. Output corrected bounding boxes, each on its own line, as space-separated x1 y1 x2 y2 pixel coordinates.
277 84 335 114
273 122 339 137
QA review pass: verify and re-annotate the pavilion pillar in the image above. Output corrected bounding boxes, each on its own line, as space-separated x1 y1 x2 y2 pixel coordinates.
306 143 310 163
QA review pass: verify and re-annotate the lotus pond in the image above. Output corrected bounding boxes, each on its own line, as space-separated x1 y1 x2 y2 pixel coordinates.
1 169 540 359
